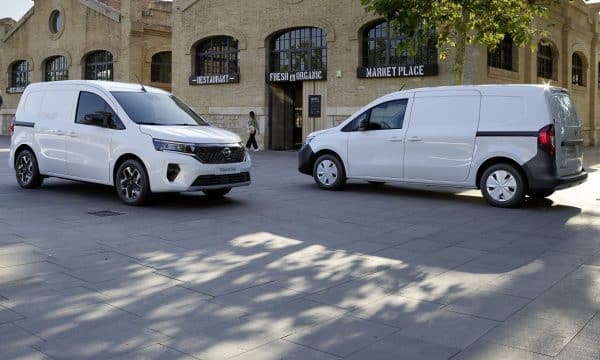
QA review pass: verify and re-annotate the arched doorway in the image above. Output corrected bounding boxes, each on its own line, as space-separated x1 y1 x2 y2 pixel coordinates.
267 27 327 150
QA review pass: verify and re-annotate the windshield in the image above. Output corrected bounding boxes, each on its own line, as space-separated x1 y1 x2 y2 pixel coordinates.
111 92 209 126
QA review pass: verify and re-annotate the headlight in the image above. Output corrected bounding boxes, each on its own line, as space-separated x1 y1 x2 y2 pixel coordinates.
153 139 196 154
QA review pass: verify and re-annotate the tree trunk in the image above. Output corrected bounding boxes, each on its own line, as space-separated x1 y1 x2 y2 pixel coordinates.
454 8 469 85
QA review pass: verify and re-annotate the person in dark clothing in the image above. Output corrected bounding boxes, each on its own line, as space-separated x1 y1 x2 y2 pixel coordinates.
246 111 260 151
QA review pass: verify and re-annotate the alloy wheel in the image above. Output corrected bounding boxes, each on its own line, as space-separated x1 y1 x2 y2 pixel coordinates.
119 166 143 201
17 154 33 185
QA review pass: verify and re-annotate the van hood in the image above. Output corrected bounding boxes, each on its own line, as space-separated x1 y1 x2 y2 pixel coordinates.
139 125 241 144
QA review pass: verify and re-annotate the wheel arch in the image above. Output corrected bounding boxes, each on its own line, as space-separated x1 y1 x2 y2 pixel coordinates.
475 156 528 190
313 149 347 174
13 144 35 167
112 153 150 187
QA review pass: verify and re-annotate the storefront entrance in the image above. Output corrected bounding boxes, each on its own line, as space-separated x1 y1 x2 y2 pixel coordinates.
269 83 303 150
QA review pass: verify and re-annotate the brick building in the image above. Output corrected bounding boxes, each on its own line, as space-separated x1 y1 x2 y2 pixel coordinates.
1 0 600 147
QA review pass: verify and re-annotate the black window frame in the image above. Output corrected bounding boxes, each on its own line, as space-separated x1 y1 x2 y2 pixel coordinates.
151 51 172 83
362 22 437 67
84 51 114 81
10 60 31 89
270 27 327 73
195 36 239 77
44 56 69 82
75 91 124 130
572 53 584 86
537 43 554 79
488 34 515 71
342 99 409 132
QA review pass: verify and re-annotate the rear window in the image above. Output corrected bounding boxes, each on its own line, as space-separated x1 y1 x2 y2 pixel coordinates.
551 92 580 127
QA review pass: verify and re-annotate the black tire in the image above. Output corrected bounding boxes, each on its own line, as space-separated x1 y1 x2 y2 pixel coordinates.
528 190 555 199
115 159 151 206
203 188 232 198
480 163 526 208
15 150 44 189
313 154 346 190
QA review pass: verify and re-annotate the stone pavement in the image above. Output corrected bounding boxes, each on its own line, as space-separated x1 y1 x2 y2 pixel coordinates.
0 135 599 359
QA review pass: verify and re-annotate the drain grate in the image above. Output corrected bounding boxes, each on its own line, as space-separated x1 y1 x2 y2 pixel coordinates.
88 210 125 217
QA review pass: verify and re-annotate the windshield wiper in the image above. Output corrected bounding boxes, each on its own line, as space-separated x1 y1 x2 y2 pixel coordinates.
136 122 167 126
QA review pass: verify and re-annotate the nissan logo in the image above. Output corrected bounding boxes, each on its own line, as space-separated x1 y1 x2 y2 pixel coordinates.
222 147 232 158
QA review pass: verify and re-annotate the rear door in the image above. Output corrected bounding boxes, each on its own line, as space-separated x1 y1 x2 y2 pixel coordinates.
34 89 78 175
549 90 584 177
403 91 481 182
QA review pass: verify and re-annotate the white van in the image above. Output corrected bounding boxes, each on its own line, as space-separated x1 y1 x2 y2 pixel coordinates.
298 85 587 208
9 81 251 205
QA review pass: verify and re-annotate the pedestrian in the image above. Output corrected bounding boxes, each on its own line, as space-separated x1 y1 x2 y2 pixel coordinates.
246 111 260 151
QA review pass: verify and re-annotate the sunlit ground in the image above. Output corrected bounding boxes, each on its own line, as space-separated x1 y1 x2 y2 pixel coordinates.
0 139 599 359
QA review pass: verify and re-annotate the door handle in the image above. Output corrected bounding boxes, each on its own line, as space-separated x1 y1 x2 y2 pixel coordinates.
55 130 66 136
387 137 403 142
66 132 78 138
407 136 423 142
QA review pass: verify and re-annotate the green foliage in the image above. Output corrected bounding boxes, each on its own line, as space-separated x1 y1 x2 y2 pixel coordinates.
361 0 563 83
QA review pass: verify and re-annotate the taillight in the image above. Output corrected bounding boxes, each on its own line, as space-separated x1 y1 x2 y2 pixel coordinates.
9 116 15 135
538 124 555 157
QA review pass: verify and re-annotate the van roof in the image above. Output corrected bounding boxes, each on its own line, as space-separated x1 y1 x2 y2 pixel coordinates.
384 84 565 100
24 80 167 94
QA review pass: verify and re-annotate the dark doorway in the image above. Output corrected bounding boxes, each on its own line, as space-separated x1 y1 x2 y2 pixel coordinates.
269 82 303 150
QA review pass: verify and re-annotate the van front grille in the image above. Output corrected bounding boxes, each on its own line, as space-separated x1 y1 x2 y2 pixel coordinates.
191 172 250 187
194 146 245 164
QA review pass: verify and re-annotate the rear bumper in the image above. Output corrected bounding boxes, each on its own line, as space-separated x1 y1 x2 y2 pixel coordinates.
522 151 587 192
298 144 315 175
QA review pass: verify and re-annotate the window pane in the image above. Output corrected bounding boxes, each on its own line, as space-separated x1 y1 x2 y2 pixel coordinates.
368 100 409 130
76 92 116 127
195 37 239 76
270 27 327 72
364 22 437 67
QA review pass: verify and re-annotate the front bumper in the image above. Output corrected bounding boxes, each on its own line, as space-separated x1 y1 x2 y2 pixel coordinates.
147 151 252 193
298 144 315 175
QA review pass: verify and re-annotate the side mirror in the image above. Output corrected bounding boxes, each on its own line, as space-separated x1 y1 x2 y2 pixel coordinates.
358 118 369 131
83 113 108 127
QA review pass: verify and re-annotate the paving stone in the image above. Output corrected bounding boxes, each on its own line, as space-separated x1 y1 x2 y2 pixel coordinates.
106 343 197 360
283 315 398 357
230 339 340 360
453 340 553 360
0 261 69 284
350 294 443 328
398 309 498 349
446 290 530 321
483 314 584 356
307 279 391 311
347 333 460 360
0 304 25 324
213 282 304 312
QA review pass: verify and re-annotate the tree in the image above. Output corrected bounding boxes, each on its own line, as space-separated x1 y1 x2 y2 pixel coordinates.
360 0 562 84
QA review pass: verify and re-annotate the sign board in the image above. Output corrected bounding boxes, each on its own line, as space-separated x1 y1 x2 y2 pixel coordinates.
308 95 322 118
267 70 326 83
6 87 26 94
357 64 438 79
189 74 240 85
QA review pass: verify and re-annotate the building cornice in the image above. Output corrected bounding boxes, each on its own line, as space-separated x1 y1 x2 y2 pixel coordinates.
78 0 121 22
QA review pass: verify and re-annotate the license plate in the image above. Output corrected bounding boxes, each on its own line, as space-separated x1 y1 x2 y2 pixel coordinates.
218 167 239 174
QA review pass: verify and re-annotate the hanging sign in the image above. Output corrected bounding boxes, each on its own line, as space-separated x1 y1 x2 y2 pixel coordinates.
189 74 240 85
308 95 322 118
267 70 326 83
357 64 438 79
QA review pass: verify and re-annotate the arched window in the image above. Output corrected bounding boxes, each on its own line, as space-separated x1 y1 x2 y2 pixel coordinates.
537 43 554 79
572 53 584 86
84 51 113 81
195 37 239 77
10 60 31 89
45 56 68 82
151 51 172 83
363 22 437 67
488 34 516 71
270 28 327 73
